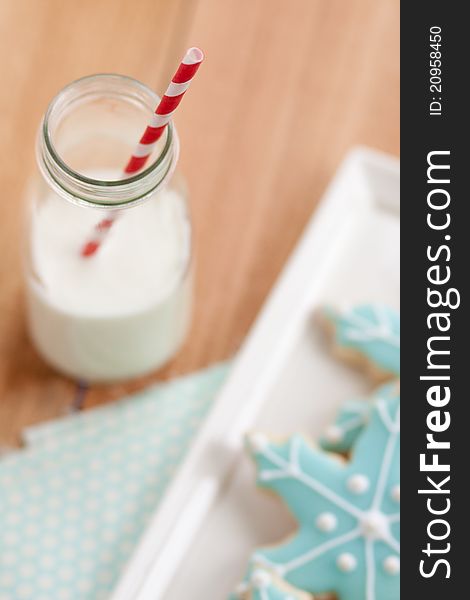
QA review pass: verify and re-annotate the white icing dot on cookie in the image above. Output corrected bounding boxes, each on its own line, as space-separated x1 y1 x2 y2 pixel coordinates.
391 484 400 503
248 433 268 453
383 555 400 575
324 425 343 444
234 582 249 596
347 474 370 494
360 510 390 540
316 512 338 532
251 569 271 589
337 552 357 572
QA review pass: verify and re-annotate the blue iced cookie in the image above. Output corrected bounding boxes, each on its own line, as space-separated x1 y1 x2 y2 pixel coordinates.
322 304 400 380
232 567 312 600
246 393 400 600
321 381 400 454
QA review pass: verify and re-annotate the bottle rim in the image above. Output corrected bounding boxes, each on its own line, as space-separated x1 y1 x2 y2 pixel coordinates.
37 73 179 209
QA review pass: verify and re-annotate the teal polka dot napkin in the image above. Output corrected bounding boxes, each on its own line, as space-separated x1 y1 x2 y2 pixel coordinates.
0 363 229 600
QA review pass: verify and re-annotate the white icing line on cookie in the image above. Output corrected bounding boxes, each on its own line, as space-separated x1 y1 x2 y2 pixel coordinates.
337 415 368 434
253 399 401 599
385 535 400 554
375 306 400 346
259 470 293 482
342 307 400 347
365 539 375 600
290 436 301 470
387 513 400 524
259 441 363 520
282 527 362 575
376 399 400 435
371 405 400 512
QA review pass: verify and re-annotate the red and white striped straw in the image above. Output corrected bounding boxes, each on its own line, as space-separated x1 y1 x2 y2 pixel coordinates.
81 47 204 258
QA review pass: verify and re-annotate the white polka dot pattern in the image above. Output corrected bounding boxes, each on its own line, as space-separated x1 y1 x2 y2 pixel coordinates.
0 363 229 600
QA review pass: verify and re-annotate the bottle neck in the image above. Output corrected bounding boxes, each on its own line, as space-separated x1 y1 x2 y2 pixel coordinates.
37 74 179 210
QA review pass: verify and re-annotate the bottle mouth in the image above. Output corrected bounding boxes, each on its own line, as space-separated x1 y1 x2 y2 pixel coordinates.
38 74 179 209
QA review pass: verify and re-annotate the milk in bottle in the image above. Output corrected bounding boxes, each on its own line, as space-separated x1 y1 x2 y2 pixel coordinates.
24 75 192 382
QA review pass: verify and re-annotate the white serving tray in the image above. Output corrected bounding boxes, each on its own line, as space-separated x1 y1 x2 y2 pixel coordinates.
111 147 400 600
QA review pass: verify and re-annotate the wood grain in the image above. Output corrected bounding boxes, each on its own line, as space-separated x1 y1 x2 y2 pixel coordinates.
0 0 399 445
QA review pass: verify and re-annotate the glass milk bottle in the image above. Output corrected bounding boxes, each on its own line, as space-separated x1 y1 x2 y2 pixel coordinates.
24 74 192 383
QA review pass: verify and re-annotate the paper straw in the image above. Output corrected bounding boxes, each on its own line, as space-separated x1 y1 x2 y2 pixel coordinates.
81 47 204 258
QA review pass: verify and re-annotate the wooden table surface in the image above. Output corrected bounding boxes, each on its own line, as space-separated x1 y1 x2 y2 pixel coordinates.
0 0 399 446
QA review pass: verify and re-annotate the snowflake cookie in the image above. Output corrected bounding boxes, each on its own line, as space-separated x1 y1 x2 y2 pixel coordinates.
321 381 400 454
321 304 400 381
246 393 400 600
233 567 312 600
